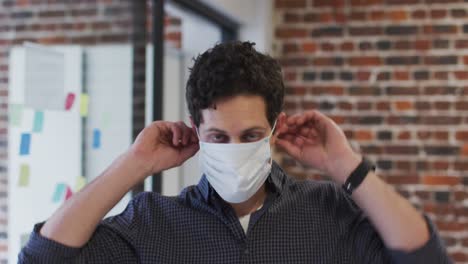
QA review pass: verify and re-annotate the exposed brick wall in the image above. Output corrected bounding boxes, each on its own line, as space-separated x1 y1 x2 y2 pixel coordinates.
0 0 181 262
273 0 467 262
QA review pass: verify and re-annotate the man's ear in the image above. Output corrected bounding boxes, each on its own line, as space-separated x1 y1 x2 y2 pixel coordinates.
271 112 287 145
189 116 196 131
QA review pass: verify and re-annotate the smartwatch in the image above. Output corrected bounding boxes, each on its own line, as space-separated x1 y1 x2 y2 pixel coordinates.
342 157 376 195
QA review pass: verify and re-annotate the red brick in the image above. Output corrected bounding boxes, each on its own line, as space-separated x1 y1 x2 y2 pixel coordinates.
340 42 354 51
414 40 430 50
355 130 373 141
430 9 447 19
456 131 468 141
275 0 307 8
462 144 468 156
349 56 381 66
350 0 382 5
422 176 460 186
276 28 307 38
356 71 371 81
376 102 390 111
283 71 297 81
394 71 410 80
370 11 385 20
349 12 366 21
433 161 450 170
313 0 344 7
308 86 344 95
320 42 335 52
412 10 426 19
464 56 468 65
388 10 408 21
283 43 299 54
284 12 302 23
397 131 412 140
454 71 468 80
456 98 468 110
386 175 419 185
302 42 317 53
394 101 413 111
456 39 468 49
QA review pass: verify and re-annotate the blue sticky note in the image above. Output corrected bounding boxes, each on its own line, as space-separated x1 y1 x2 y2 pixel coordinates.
20 133 31 155
33 111 44 133
92 129 101 149
52 183 66 203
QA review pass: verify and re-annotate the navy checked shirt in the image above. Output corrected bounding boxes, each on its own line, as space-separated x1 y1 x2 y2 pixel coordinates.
20 162 451 263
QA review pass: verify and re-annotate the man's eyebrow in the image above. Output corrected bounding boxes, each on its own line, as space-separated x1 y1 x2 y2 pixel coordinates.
204 128 227 133
204 126 266 134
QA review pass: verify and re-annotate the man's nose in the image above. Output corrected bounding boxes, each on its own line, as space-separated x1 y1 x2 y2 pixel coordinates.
229 137 243 144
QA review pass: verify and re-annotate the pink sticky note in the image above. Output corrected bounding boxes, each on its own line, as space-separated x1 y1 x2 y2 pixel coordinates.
65 93 76 110
65 186 73 200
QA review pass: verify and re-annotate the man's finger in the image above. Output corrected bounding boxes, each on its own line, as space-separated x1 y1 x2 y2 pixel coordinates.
275 138 300 158
170 123 182 146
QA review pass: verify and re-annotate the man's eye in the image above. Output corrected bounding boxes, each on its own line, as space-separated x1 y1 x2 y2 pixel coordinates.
211 134 227 143
244 134 261 142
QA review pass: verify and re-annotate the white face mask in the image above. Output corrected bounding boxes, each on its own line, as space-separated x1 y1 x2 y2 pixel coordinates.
197 122 276 203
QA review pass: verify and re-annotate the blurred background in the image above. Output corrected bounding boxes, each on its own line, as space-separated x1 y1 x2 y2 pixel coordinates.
0 0 467 263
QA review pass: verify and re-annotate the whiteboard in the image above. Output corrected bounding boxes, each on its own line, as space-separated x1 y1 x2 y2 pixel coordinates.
84 45 132 216
8 46 83 264
8 44 135 262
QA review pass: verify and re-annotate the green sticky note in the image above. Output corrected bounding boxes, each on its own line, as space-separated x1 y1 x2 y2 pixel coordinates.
9 104 23 126
18 164 30 187
75 176 87 192
52 183 66 203
80 94 89 117
20 233 30 248
33 111 44 133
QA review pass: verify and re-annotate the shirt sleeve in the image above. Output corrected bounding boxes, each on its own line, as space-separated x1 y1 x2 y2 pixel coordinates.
336 185 453 264
17 193 146 264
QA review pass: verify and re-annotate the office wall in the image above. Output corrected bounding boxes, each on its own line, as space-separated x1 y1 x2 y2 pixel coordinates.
273 0 468 262
0 1 181 262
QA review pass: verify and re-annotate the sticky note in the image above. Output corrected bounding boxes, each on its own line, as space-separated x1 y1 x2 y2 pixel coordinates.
65 93 75 110
20 133 31 155
20 233 30 248
80 94 89 117
52 183 66 203
18 164 30 187
9 104 23 126
93 129 101 149
33 111 44 133
75 176 87 192
65 186 73 200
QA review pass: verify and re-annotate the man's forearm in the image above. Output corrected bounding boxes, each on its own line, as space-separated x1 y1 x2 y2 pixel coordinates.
39 152 149 248
351 171 430 251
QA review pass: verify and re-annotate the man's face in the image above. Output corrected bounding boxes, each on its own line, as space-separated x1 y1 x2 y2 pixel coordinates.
195 95 276 145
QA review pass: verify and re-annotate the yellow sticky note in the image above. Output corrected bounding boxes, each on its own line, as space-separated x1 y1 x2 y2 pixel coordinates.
19 164 30 187
80 94 89 117
75 176 87 192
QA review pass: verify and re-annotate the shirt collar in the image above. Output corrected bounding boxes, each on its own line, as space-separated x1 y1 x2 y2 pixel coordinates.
196 160 286 203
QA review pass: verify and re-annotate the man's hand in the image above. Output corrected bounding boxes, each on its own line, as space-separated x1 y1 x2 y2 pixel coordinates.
276 110 433 252
129 121 199 180
275 110 361 184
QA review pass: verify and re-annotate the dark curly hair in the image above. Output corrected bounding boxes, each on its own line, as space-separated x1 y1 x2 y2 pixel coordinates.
186 41 285 127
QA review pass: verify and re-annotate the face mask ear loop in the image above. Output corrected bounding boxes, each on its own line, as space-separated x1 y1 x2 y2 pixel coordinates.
194 126 202 143
267 120 278 165
269 119 278 138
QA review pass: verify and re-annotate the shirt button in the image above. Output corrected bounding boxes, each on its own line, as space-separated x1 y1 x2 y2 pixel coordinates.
244 249 250 255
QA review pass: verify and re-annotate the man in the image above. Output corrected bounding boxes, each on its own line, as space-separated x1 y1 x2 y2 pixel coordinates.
20 41 450 263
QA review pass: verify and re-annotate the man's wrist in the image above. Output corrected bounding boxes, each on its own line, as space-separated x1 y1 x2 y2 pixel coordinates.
327 153 362 185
